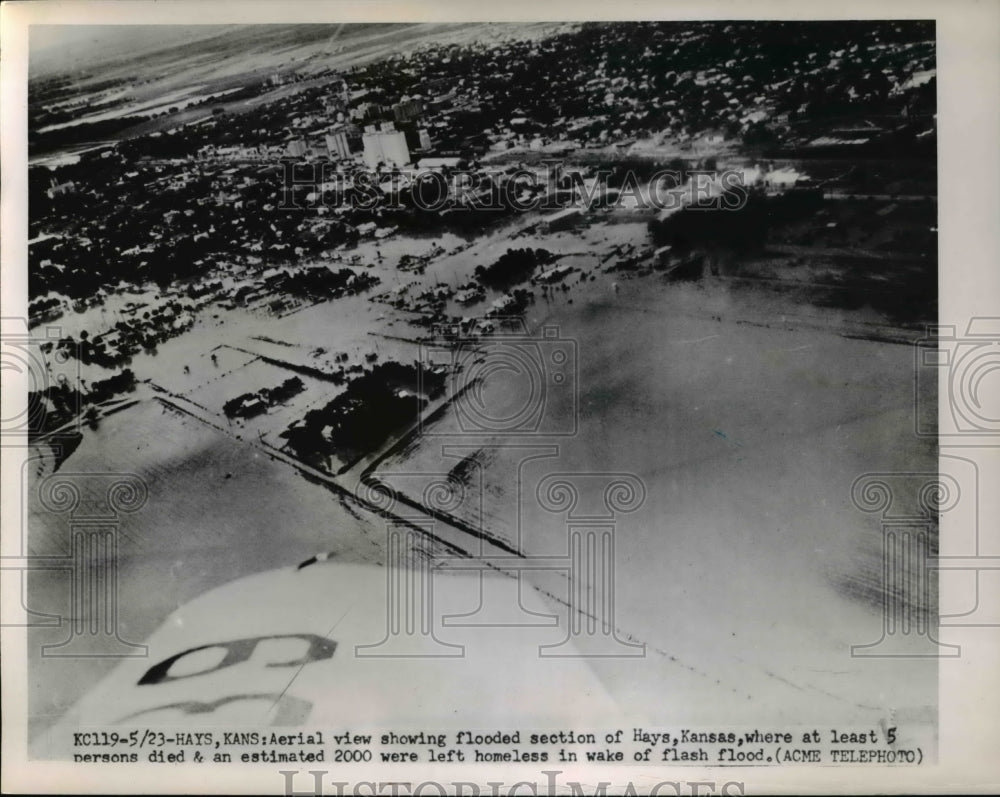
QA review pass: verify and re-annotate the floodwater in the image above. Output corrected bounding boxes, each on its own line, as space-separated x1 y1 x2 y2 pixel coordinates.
376 264 938 729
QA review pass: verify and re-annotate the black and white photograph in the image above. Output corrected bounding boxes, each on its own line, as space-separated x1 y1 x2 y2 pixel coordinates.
2 1 998 794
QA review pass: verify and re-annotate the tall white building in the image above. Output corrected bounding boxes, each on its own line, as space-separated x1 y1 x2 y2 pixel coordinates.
325 130 351 160
361 129 410 169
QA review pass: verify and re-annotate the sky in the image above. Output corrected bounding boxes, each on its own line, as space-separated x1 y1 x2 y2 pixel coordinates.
29 25 233 77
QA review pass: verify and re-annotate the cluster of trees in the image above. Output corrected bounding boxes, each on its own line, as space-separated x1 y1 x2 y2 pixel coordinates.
28 296 63 326
88 369 137 404
27 368 136 438
280 267 371 300
648 188 789 253
281 361 445 465
475 248 554 289
53 301 195 369
28 382 82 437
604 158 688 190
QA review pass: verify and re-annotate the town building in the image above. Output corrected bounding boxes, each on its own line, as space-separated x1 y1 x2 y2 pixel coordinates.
286 138 308 158
416 156 462 170
47 178 76 199
362 123 411 169
325 130 352 160
392 98 425 124
537 264 575 284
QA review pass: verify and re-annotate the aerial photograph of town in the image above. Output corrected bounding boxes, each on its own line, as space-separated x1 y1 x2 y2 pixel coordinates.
21 19 939 761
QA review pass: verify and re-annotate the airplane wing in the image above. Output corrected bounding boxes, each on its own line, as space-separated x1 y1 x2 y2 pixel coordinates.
39 557 624 754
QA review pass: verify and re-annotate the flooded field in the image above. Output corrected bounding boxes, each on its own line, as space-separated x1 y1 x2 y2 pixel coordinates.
373 262 938 726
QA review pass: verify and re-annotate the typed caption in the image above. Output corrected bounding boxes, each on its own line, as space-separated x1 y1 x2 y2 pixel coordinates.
67 725 926 767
